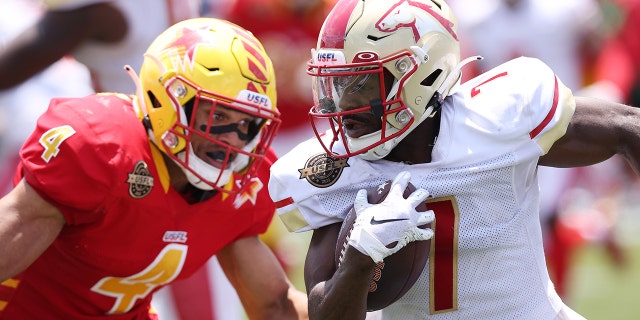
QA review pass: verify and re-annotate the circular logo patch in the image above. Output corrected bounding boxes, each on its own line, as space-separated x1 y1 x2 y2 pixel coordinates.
298 153 350 188
127 161 154 198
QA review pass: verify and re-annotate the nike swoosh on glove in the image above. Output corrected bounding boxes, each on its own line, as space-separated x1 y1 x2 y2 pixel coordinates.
348 171 435 263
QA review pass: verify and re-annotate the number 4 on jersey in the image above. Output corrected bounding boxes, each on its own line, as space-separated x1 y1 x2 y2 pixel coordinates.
38 125 76 162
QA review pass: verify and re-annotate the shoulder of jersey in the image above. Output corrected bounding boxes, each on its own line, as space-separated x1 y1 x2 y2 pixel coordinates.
460 56 555 101
452 57 558 136
47 93 138 139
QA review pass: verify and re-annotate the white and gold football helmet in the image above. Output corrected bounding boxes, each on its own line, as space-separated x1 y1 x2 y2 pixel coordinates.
129 18 280 192
308 0 476 160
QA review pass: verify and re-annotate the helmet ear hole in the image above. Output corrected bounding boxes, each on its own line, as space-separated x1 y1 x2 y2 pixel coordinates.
182 98 196 124
421 69 443 87
147 91 162 109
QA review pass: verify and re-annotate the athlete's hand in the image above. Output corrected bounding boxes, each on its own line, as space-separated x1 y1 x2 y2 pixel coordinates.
348 171 435 263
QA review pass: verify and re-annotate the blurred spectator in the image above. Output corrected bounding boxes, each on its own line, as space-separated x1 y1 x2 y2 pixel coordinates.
452 0 620 299
0 1 94 196
454 0 604 88
582 0 640 105
0 0 200 94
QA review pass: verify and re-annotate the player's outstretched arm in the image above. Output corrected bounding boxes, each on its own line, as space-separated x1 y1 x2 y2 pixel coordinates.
0 179 65 282
0 3 126 90
541 96 640 174
217 236 308 320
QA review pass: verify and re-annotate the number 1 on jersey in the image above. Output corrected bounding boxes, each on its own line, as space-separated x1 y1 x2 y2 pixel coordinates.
426 196 460 314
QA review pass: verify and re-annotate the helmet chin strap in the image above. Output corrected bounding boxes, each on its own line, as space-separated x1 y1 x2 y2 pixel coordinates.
178 147 229 191
176 131 262 191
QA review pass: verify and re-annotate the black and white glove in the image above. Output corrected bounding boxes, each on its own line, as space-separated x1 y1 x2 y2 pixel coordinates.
348 171 435 263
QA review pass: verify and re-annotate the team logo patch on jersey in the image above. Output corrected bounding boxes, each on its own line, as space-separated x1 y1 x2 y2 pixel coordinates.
298 153 349 188
127 161 154 198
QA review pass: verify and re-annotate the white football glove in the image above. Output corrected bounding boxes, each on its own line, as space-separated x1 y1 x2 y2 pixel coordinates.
348 171 435 263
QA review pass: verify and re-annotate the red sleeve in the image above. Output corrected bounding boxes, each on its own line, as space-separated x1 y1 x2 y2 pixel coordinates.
17 95 128 225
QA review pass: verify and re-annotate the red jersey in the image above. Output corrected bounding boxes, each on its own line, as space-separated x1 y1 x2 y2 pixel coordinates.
0 93 276 319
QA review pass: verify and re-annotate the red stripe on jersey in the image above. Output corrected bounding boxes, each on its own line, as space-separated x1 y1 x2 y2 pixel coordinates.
274 197 294 209
428 200 457 312
320 0 360 49
530 76 559 139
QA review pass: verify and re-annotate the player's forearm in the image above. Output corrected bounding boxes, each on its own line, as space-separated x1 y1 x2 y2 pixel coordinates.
308 247 374 320
0 181 64 282
242 284 302 320
288 286 309 320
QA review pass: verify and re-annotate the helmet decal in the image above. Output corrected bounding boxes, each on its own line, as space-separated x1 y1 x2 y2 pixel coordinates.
232 28 271 92
246 82 269 97
166 26 208 61
238 38 269 83
319 0 360 49
353 52 379 63
377 0 458 42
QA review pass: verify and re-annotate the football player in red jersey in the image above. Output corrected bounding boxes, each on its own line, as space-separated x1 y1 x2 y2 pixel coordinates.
0 18 308 319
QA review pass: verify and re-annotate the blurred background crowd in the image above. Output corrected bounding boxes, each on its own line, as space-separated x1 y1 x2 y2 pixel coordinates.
1 0 640 319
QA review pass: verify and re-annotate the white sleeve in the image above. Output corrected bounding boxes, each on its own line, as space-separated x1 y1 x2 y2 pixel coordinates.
457 57 576 155
514 57 576 153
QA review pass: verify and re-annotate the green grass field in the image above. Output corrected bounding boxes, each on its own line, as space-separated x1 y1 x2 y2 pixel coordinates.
561 205 640 320
568 242 640 320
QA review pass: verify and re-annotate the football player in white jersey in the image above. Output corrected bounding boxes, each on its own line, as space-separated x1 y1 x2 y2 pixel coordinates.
268 0 640 319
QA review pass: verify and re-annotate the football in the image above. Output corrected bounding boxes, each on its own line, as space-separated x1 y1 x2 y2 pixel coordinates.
335 180 431 311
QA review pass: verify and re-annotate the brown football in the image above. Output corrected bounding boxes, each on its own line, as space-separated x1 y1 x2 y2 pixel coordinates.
335 180 431 311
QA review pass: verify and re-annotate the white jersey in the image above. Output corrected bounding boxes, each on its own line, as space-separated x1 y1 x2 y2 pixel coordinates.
44 0 201 94
269 57 582 319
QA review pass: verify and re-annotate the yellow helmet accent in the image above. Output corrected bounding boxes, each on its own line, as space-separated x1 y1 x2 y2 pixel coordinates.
136 18 280 192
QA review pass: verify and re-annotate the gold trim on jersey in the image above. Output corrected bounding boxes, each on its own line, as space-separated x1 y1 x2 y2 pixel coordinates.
278 208 309 232
536 78 576 153
150 142 171 193
1 278 19 289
